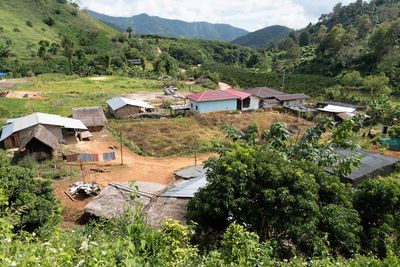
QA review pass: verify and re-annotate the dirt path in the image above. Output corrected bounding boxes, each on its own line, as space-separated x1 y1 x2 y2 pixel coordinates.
67 131 211 186
218 82 232 90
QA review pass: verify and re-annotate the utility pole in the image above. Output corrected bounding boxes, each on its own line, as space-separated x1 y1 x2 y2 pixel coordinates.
282 70 285 91
120 133 124 165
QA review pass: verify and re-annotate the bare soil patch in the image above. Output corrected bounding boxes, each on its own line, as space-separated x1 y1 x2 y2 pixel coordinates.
4 90 47 99
124 91 189 106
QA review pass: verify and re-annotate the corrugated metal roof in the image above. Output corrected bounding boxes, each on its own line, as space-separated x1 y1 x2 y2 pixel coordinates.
1 112 87 142
317 105 356 114
330 149 400 182
163 165 208 198
186 90 242 102
224 89 252 100
244 87 285 98
107 97 155 111
162 175 207 198
275 93 310 101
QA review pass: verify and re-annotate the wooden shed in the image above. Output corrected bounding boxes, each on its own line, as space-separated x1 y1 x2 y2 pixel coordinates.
72 106 107 132
106 97 155 119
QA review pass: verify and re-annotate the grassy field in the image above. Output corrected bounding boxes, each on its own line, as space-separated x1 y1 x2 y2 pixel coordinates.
0 74 205 118
109 111 313 157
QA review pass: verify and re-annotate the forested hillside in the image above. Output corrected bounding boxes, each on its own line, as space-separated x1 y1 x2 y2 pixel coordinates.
232 25 292 48
0 0 258 79
88 11 249 41
0 0 118 58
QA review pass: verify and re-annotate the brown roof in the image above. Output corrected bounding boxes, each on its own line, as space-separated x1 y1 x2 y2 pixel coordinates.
20 124 59 150
72 106 107 128
244 87 285 99
275 93 310 101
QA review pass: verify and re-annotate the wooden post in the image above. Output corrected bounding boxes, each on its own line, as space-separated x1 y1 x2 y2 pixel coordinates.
120 133 124 165
80 158 85 183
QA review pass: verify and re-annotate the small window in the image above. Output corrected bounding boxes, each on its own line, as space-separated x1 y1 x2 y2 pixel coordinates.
191 103 193 108
195 105 198 110
243 98 250 108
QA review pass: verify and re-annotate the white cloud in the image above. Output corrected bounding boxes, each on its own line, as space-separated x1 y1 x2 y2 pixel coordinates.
80 0 357 31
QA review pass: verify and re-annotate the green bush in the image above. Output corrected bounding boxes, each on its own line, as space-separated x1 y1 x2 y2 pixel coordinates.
388 125 400 138
43 17 55 27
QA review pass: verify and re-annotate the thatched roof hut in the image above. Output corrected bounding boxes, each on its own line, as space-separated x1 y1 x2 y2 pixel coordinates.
19 124 59 160
72 106 107 132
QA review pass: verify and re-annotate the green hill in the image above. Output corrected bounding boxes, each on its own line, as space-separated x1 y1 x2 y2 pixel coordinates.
0 0 118 59
87 11 249 42
232 25 292 48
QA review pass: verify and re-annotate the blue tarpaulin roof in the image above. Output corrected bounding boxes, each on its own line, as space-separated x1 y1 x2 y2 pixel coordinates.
0 72 6 77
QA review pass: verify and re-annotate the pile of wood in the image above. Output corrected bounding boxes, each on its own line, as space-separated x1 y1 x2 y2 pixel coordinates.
69 181 100 196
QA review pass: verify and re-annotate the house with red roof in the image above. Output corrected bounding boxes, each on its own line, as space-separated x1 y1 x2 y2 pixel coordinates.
186 89 261 113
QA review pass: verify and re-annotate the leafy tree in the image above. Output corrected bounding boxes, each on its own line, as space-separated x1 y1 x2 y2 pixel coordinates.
354 175 400 257
299 31 310 46
188 120 363 257
363 73 391 95
341 71 364 87
356 15 373 39
366 94 390 134
60 35 74 74
126 26 134 38
43 17 55 26
37 40 50 60
0 160 60 235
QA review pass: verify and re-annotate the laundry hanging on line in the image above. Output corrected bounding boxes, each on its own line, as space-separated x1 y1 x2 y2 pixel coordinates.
79 153 99 162
103 151 116 161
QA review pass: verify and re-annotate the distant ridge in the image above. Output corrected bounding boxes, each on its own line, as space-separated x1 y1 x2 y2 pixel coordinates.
232 25 292 48
88 11 249 42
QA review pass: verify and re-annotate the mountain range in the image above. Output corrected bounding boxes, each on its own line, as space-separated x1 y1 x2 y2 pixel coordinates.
87 11 249 42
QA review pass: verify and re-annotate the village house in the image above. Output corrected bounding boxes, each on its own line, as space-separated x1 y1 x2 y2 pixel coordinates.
0 112 87 150
244 87 309 108
72 106 107 132
186 89 259 113
107 96 155 119
275 93 310 107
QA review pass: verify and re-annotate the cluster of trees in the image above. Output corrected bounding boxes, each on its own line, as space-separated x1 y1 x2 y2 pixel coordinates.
187 118 400 260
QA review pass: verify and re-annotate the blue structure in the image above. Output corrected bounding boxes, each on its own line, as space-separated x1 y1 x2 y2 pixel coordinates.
189 99 237 113
0 72 6 78
186 89 253 114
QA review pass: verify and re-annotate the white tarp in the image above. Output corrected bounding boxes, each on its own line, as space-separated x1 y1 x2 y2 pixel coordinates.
317 104 356 114
107 96 155 111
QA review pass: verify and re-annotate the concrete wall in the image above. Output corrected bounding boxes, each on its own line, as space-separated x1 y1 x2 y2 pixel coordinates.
189 99 237 113
242 96 261 111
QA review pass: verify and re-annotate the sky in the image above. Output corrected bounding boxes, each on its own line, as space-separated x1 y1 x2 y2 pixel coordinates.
80 0 357 31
